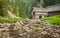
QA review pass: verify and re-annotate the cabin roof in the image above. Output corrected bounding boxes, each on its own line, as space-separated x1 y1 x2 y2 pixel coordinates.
33 4 60 12
33 7 47 12
46 4 60 12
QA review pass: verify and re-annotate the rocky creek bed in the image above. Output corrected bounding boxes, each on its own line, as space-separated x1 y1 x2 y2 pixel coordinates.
0 19 60 38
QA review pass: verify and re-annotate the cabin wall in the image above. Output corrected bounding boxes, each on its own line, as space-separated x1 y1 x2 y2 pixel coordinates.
32 12 48 19
48 11 60 16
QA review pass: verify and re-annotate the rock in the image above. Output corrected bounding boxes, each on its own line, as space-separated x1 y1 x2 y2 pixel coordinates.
0 19 60 38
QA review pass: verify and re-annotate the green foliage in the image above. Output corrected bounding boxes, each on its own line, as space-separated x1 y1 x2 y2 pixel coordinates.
0 17 23 23
0 0 60 18
0 0 20 17
0 1 6 16
19 3 27 18
0 0 38 18
44 0 60 6
41 15 60 25
19 0 38 18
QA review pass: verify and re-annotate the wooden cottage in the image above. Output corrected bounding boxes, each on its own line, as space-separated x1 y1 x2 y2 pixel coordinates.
32 4 60 19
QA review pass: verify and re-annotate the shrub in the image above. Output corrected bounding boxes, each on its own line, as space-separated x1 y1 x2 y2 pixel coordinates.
41 15 60 25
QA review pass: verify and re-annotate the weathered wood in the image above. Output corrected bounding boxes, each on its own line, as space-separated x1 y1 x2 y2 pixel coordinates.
32 4 60 19
6 10 17 18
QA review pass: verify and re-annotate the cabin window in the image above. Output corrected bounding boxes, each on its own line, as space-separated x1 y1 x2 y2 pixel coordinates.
33 12 35 15
39 15 45 18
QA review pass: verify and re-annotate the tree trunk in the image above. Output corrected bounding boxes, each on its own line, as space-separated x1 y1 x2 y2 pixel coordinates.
6 10 17 18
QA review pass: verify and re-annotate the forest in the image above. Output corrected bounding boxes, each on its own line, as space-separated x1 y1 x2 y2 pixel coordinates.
0 0 60 38
0 0 60 18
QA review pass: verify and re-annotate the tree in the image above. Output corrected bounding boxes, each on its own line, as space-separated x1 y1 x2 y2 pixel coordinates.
44 0 60 6
0 0 19 17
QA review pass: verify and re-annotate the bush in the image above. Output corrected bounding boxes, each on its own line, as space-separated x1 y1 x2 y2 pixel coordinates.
41 15 60 25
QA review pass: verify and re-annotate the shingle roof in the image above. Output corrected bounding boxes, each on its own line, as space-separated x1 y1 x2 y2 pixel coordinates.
33 7 47 12
46 4 60 12
33 4 60 12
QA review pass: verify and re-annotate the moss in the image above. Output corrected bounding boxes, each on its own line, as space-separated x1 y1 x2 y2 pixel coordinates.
41 15 60 25
0 17 23 23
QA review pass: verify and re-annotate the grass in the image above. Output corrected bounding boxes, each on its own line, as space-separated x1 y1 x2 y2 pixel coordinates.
0 17 23 23
41 15 60 25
